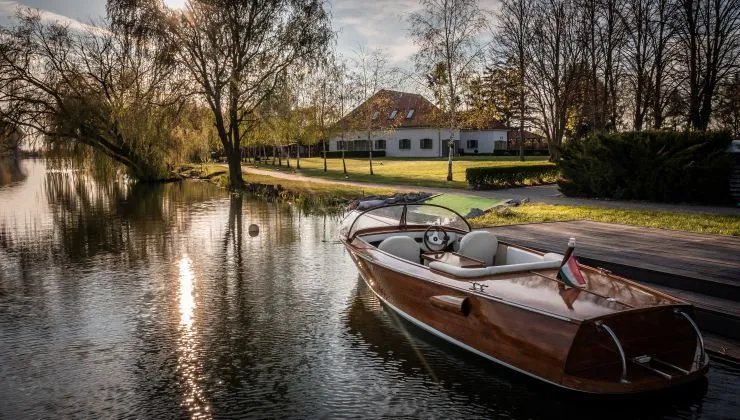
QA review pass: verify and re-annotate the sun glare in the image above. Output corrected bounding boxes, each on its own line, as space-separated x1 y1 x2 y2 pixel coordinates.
163 0 187 9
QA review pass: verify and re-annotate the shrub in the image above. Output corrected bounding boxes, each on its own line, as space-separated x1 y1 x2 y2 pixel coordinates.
558 131 735 205
321 151 386 158
491 149 550 156
466 164 559 189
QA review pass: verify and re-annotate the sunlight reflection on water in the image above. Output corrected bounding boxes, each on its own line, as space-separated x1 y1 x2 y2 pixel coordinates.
177 255 210 418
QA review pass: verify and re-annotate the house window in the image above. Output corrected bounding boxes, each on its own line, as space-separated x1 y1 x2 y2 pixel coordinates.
420 138 433 149
374 139 386 150
399 139 411 150
406 109 415 119
372 111 379 120
389 110 398 119
467 140 478 149
337 140 346 149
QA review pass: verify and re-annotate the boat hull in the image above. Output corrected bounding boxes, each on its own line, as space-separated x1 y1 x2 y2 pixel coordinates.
346 245 709 394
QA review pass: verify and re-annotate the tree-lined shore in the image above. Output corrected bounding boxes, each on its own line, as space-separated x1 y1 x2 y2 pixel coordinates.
0 0 737 188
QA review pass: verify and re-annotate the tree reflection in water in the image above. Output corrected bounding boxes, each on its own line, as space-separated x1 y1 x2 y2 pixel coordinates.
0 158 27 186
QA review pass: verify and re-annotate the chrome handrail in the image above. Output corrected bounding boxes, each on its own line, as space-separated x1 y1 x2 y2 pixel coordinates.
674 308 706 365
595 321 629 383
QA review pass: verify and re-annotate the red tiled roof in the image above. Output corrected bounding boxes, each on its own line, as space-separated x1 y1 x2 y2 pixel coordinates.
458 111 508 130
336 89 440 130
507 130 545 140
335 89 509 131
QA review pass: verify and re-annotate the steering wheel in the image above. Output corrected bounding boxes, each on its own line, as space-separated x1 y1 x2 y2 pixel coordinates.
423 225 450 252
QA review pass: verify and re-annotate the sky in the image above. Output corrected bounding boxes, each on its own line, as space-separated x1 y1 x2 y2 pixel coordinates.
0 0 423 66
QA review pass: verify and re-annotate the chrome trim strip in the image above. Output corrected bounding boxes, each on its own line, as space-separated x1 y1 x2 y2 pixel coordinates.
595 321 629 383
674 309 707 365
652 358 690 375
633 359 673 380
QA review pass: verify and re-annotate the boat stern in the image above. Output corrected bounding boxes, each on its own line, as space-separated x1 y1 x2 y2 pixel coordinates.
561 304 709 394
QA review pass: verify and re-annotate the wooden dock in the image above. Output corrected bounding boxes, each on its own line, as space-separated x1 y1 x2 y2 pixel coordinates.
480 221 740 361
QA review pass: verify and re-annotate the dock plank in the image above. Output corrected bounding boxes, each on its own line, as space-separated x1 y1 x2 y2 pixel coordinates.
482 221 740 297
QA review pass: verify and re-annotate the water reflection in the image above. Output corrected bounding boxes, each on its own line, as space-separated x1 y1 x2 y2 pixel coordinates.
0 158 27 186
177 255 210 418
0 158 738 419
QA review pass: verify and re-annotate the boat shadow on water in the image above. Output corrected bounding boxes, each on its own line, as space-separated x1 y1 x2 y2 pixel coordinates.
345 276 718 419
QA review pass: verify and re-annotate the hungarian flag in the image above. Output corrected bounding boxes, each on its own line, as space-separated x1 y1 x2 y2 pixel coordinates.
558 255 587 288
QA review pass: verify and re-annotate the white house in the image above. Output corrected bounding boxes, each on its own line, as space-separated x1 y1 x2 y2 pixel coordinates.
328 90 539 157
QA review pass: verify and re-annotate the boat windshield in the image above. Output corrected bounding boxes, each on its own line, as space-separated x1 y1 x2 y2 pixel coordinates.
342 204 471 239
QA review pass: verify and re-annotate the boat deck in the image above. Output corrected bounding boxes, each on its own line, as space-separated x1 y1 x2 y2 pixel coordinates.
483 220 740 300
481 220 740 360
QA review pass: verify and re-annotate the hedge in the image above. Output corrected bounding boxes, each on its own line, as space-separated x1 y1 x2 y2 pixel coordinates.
466 164 559 189
558 130 735 205
458 149 550 156
321 150 386 158
492 149 550 156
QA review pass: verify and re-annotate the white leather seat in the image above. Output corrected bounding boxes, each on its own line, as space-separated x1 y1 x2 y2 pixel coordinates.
458 231 498 266
378 236 422 264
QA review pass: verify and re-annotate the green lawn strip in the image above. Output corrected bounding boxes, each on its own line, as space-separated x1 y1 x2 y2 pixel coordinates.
255 157 552 189
468 203 740 236
183 163 397 200
424 193 504 215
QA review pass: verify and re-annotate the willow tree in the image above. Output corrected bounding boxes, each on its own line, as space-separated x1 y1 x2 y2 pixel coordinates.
0 8 185 180
410 0 488 181
169 0 332 190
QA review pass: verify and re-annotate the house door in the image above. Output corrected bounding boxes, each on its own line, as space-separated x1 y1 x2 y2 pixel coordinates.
442 140 459 157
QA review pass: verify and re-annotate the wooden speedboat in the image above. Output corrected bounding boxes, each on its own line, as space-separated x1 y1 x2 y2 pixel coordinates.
339 203 709 394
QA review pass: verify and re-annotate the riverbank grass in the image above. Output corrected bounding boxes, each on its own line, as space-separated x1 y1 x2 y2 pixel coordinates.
468 203 740 236
254 156 552 189
181 163 394 201
181 163 740 236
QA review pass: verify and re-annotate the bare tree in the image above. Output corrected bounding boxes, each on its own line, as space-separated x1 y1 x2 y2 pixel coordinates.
649 0 678 129
495 0 533 160
410 0 488 181
351 47 394 175
526 0 581 159
169 0 332 189
676 0 740 130
308 56 353 174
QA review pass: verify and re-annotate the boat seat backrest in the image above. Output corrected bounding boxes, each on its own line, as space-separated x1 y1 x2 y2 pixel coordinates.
378 236 422 264
458 231 498 266
429 253 563 278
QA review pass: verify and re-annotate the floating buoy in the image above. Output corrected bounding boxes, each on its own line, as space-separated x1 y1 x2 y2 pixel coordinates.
248 224 260 237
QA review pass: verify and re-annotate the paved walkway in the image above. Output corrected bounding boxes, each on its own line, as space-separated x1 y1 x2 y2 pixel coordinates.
243 165 740 216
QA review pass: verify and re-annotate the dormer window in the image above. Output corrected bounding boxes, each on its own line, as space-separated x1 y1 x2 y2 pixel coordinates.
372 111 379 120
406 109 415 119
389 110 398 119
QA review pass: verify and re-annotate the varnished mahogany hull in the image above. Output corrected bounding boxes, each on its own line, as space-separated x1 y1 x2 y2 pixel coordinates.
344 243 709 394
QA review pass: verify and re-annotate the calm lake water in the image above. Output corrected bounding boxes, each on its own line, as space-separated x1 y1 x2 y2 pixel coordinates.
1 159 739 419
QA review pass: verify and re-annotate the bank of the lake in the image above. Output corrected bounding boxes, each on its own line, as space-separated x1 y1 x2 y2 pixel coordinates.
185 162 740 236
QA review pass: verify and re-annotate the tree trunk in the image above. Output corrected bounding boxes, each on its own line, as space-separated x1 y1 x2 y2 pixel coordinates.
368 134 374 175
447 140 453 181
227 147 245 190
322 139 327 172
296 143 301 169
342 149 347 174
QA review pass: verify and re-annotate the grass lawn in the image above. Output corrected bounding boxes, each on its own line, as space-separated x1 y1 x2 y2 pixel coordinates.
424 193 504 215
468 203 740 236
253 156 552 189
181 163 394 201
182 163 740 236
